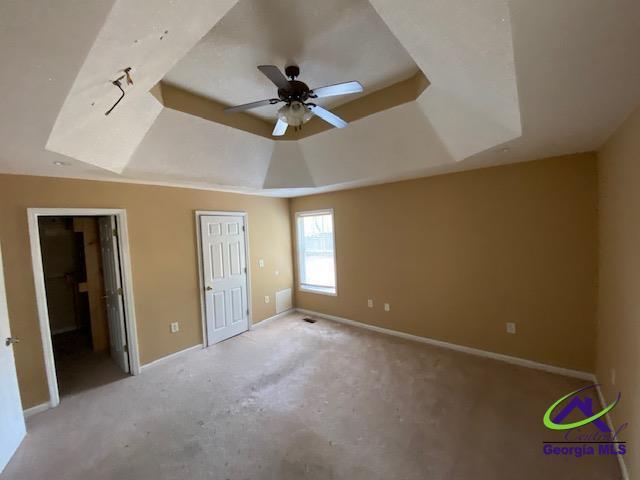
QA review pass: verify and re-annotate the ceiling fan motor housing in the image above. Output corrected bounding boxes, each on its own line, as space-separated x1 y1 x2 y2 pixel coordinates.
278 80 310 104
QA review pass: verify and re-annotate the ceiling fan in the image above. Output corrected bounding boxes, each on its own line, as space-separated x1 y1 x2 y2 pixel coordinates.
224 65 363 136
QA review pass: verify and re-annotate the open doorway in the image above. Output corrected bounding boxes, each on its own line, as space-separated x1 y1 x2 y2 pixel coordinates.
28 208 139 408
38 216 128 397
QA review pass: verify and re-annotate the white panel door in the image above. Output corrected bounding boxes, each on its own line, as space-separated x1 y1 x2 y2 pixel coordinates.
200 215 249 345
98 217 129 373
0 244 26 473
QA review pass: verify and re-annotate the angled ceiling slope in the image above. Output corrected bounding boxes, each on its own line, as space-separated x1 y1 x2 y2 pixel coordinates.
43 0 522 194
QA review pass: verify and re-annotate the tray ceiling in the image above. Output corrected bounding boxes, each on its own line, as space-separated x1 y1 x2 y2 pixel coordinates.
1 0 639 197
162 0 419 121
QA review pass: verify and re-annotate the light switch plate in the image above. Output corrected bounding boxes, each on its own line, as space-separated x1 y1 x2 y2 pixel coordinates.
506 322 516 334
384 303 390 312
367 299 373 308
170 322 179 333
264 295 270 304
258 259 265 268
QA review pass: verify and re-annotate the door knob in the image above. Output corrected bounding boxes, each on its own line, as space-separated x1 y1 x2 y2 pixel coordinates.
5 336 19 346
205 286 213 291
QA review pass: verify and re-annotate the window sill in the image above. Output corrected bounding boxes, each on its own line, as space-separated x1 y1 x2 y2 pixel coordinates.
299 286 337 297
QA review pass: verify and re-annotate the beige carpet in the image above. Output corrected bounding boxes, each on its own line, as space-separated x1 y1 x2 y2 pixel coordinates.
1 313 621 479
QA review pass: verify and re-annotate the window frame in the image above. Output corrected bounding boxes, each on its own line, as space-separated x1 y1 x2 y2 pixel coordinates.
295 209 338 296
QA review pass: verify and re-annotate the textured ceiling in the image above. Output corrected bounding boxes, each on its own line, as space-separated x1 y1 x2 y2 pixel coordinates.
1 0 639 197
163 0 419 121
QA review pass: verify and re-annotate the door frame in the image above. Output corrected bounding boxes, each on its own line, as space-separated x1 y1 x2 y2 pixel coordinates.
27 208 140 408
195 210 253 347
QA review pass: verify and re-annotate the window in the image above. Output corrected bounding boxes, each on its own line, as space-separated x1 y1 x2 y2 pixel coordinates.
296 210 337 295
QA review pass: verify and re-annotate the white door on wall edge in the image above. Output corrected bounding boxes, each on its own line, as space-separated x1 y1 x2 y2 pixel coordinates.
200 215 249 345
0 244 26 473
98 216 129 373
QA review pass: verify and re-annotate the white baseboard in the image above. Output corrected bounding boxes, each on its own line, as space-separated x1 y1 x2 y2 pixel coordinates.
23 402 50 418
296 308 595 381
251 309 294 329
140 344 203 372
595 382 629 480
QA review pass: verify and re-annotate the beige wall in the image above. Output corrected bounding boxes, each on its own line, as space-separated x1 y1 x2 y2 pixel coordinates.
596 105 640 477
291 153 598 372
0 175 293 408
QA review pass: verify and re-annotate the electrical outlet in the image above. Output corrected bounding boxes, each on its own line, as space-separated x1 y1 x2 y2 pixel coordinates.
367 299 373 308
611 368 616 385
170 322 179 333
384 303 390 312
506 322 516 334
258 259 265 268
264 295 270 304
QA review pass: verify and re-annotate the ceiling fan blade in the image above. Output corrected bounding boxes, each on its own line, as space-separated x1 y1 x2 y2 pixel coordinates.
257 65 290 90
310 81 363 99
224 98 280 114
272 118 288 136
309 105 348 128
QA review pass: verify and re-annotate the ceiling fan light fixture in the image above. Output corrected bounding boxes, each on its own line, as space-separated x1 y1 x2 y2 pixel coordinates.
278 101 312 127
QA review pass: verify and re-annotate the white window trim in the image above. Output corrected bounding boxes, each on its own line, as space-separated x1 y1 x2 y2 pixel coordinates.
295 209 338 296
